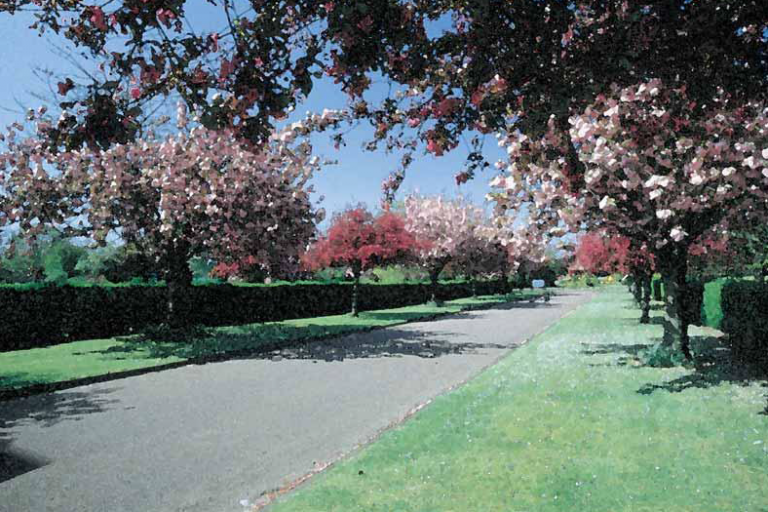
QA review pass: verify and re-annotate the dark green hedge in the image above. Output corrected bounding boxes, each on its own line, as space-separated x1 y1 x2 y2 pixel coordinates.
0 281 504 351
720 280 768 359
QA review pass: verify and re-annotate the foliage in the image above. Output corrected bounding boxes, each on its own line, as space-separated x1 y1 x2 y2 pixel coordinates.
403 195 484 277
493 80 768 253
4 1 765 195
0 109 334 327
491 79 768 354
0 230 87 283
302 207 418 276
720 280 768 360
449 226 508 284
188 255 219 283
573 232 613 274
0 280 506 350
557 273 601 288
370 265 427 284
209 255 269 283
701 277 729 330
74 243 158 283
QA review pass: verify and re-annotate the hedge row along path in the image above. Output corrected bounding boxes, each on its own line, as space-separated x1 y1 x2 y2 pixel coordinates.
0 290 539 398
0 291 591 512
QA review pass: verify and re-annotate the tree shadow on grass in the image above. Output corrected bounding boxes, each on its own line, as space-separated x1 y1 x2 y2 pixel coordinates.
636 335 768 397
581 343 654 357
1 387 119 483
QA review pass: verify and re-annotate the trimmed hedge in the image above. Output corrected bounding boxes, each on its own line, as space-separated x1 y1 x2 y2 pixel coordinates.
720 280 768 359
644 275 767 359
0 281 505 351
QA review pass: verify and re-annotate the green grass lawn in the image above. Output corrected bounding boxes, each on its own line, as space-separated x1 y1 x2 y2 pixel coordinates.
267 286 768 512
0 290 542 392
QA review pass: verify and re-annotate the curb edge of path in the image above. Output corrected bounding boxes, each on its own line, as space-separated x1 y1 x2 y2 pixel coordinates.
252 291 597 512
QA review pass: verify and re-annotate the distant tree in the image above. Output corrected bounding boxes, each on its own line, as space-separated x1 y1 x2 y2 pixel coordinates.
574 233 612 276
451 225 508 296
302 207 419 316
0 229 86 284
404 195 484 305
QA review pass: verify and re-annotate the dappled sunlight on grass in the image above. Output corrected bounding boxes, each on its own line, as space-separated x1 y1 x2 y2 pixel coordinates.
268 287 768 512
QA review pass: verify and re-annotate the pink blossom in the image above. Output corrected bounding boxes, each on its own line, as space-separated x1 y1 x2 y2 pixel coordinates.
470 89 485 107
670 227 687 242
57 79 74 96
357 15 374 33
219 57 236 81
426 138 444 157
156 8 176 27
88 6 108 32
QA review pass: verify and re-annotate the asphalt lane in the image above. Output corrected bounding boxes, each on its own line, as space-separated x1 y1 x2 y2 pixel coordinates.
0 291 593 512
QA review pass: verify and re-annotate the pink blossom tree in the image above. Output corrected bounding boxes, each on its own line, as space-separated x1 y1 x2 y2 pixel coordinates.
450 223 509 297
0 107 332 326
490 80 768 360
404 195 486 305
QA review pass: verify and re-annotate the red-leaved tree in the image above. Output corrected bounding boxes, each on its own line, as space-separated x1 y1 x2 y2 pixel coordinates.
301 207 420 316
573 233 612 275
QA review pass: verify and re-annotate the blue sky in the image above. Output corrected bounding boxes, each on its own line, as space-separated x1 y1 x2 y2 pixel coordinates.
0 7 508 231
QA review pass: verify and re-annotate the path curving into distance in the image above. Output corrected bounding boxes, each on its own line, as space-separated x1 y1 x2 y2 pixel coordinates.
0 290 593 512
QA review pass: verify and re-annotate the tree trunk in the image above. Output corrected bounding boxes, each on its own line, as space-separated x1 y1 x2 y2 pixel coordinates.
471 278 477 298
659 247 692 361
428 264 445 306
164 242 193 329
498 256 510 295
351 271 361 317
640 272 651 324
632 273 643 304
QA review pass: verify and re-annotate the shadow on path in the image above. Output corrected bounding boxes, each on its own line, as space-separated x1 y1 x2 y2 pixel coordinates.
102 323 520 365
92 301 554 365
1 387 120 483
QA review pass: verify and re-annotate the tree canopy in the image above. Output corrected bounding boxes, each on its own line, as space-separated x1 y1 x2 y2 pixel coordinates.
4 1 765 189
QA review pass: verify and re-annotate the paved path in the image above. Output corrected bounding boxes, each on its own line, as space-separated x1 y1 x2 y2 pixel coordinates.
0 291 592 512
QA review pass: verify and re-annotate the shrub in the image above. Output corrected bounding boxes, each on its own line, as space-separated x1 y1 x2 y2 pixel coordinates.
0 280 505 351
720 280 768 360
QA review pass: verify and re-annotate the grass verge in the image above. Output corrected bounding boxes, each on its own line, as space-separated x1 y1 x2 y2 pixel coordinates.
266 286 768 512
0 290 543 395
